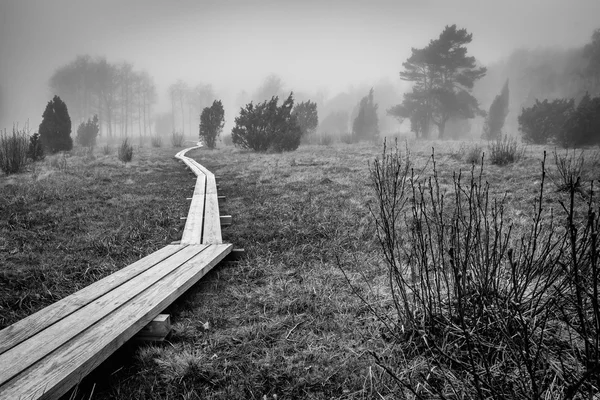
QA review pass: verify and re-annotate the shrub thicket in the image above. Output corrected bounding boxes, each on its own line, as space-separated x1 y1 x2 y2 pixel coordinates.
559 92 600 147
518 98 574 144
118 138 133 162
39 95 73 153
362 143 600 398
199 100 225 149
232 93 302 152
0 127 29 174
28 132 44 161
75 115 99 148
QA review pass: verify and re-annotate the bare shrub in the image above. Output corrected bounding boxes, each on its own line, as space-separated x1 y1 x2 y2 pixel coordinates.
102 144 112 156
171 131 184 148
550 148 586 193
118 138 133 163
0 127 29 174
488 135 523 165
358 146 600 399
464 144 483 164
151 135 163 148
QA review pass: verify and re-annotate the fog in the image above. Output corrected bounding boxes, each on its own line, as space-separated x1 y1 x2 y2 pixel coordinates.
1 0 599 134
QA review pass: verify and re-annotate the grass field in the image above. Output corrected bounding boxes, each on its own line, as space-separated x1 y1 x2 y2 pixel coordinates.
1 138 599 399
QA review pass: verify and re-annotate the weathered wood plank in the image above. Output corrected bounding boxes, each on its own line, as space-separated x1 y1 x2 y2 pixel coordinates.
0 245 186 355
181 174 206 245
0 244 232 400
0 245 209 387
202 193 222 244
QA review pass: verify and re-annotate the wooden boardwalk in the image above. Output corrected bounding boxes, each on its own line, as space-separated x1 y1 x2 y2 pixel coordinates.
0 146 232 400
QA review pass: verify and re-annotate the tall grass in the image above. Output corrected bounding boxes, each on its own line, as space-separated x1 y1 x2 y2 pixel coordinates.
364 142 599 398
0 127 29 174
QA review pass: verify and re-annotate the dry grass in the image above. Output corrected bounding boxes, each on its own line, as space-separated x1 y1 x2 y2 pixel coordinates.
2 139 594 399
0 145 190 328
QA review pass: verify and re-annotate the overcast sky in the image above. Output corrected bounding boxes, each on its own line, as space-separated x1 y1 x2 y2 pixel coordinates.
1 0 599 128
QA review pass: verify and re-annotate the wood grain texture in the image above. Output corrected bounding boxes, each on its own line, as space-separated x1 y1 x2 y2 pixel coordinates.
0 245 210 388
181 175 207 244
0 244 232 400
0 245 185 355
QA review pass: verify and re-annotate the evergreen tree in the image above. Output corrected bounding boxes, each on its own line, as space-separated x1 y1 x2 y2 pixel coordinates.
292 100 318 137
39 95 72 153
393 25 486 139
232 93 302 152
199 100 225 149
482 80 509 140
352 88 379 141
76 115 100 148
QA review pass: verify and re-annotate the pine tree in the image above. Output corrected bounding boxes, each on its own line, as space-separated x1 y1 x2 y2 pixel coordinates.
482 80 510 140
352 88 379 141
39 95 72 153
199 100 225 149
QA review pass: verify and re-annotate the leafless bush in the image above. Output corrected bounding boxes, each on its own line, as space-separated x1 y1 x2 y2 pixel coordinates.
151 135 163 148
550 148 586 194
488 135 523 165
464 144 483 164
361 145 599 399
171 131 184 147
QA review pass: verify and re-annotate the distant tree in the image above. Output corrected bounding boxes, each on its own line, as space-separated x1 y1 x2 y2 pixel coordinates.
558 92 600 147
482 80 510 140
319 111 348 135
387 91 429 138
199 100 225 149
292 100 318 137
76 115 100 148
254 74 285 102
39 95 72 153
169 80 188 134
583 28 600 94
352 88 379 141
518 98 574 144
232 93 302 152
395 25 486 139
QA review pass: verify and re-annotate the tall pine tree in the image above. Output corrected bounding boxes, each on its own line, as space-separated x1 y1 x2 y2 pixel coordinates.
39 95 72 153
482 80 509 140
352 88 379 141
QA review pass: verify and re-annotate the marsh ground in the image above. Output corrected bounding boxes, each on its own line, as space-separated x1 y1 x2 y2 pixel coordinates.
1 138 597 399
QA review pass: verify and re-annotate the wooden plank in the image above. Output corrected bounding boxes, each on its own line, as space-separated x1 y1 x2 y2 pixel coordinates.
181 174 206 245
0 245 209 387
0 244 232 400
0 245 186 355
202 193 222 244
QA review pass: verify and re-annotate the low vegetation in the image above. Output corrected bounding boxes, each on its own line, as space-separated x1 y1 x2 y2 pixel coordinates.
0 127 29 174
170 131 185 148
118 138 134 162
2 137 599 398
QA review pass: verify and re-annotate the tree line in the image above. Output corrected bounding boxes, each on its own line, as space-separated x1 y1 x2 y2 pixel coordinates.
50 55 157 138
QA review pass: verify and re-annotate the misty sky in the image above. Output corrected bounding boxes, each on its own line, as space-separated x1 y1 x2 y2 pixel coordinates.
1 0 599 128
